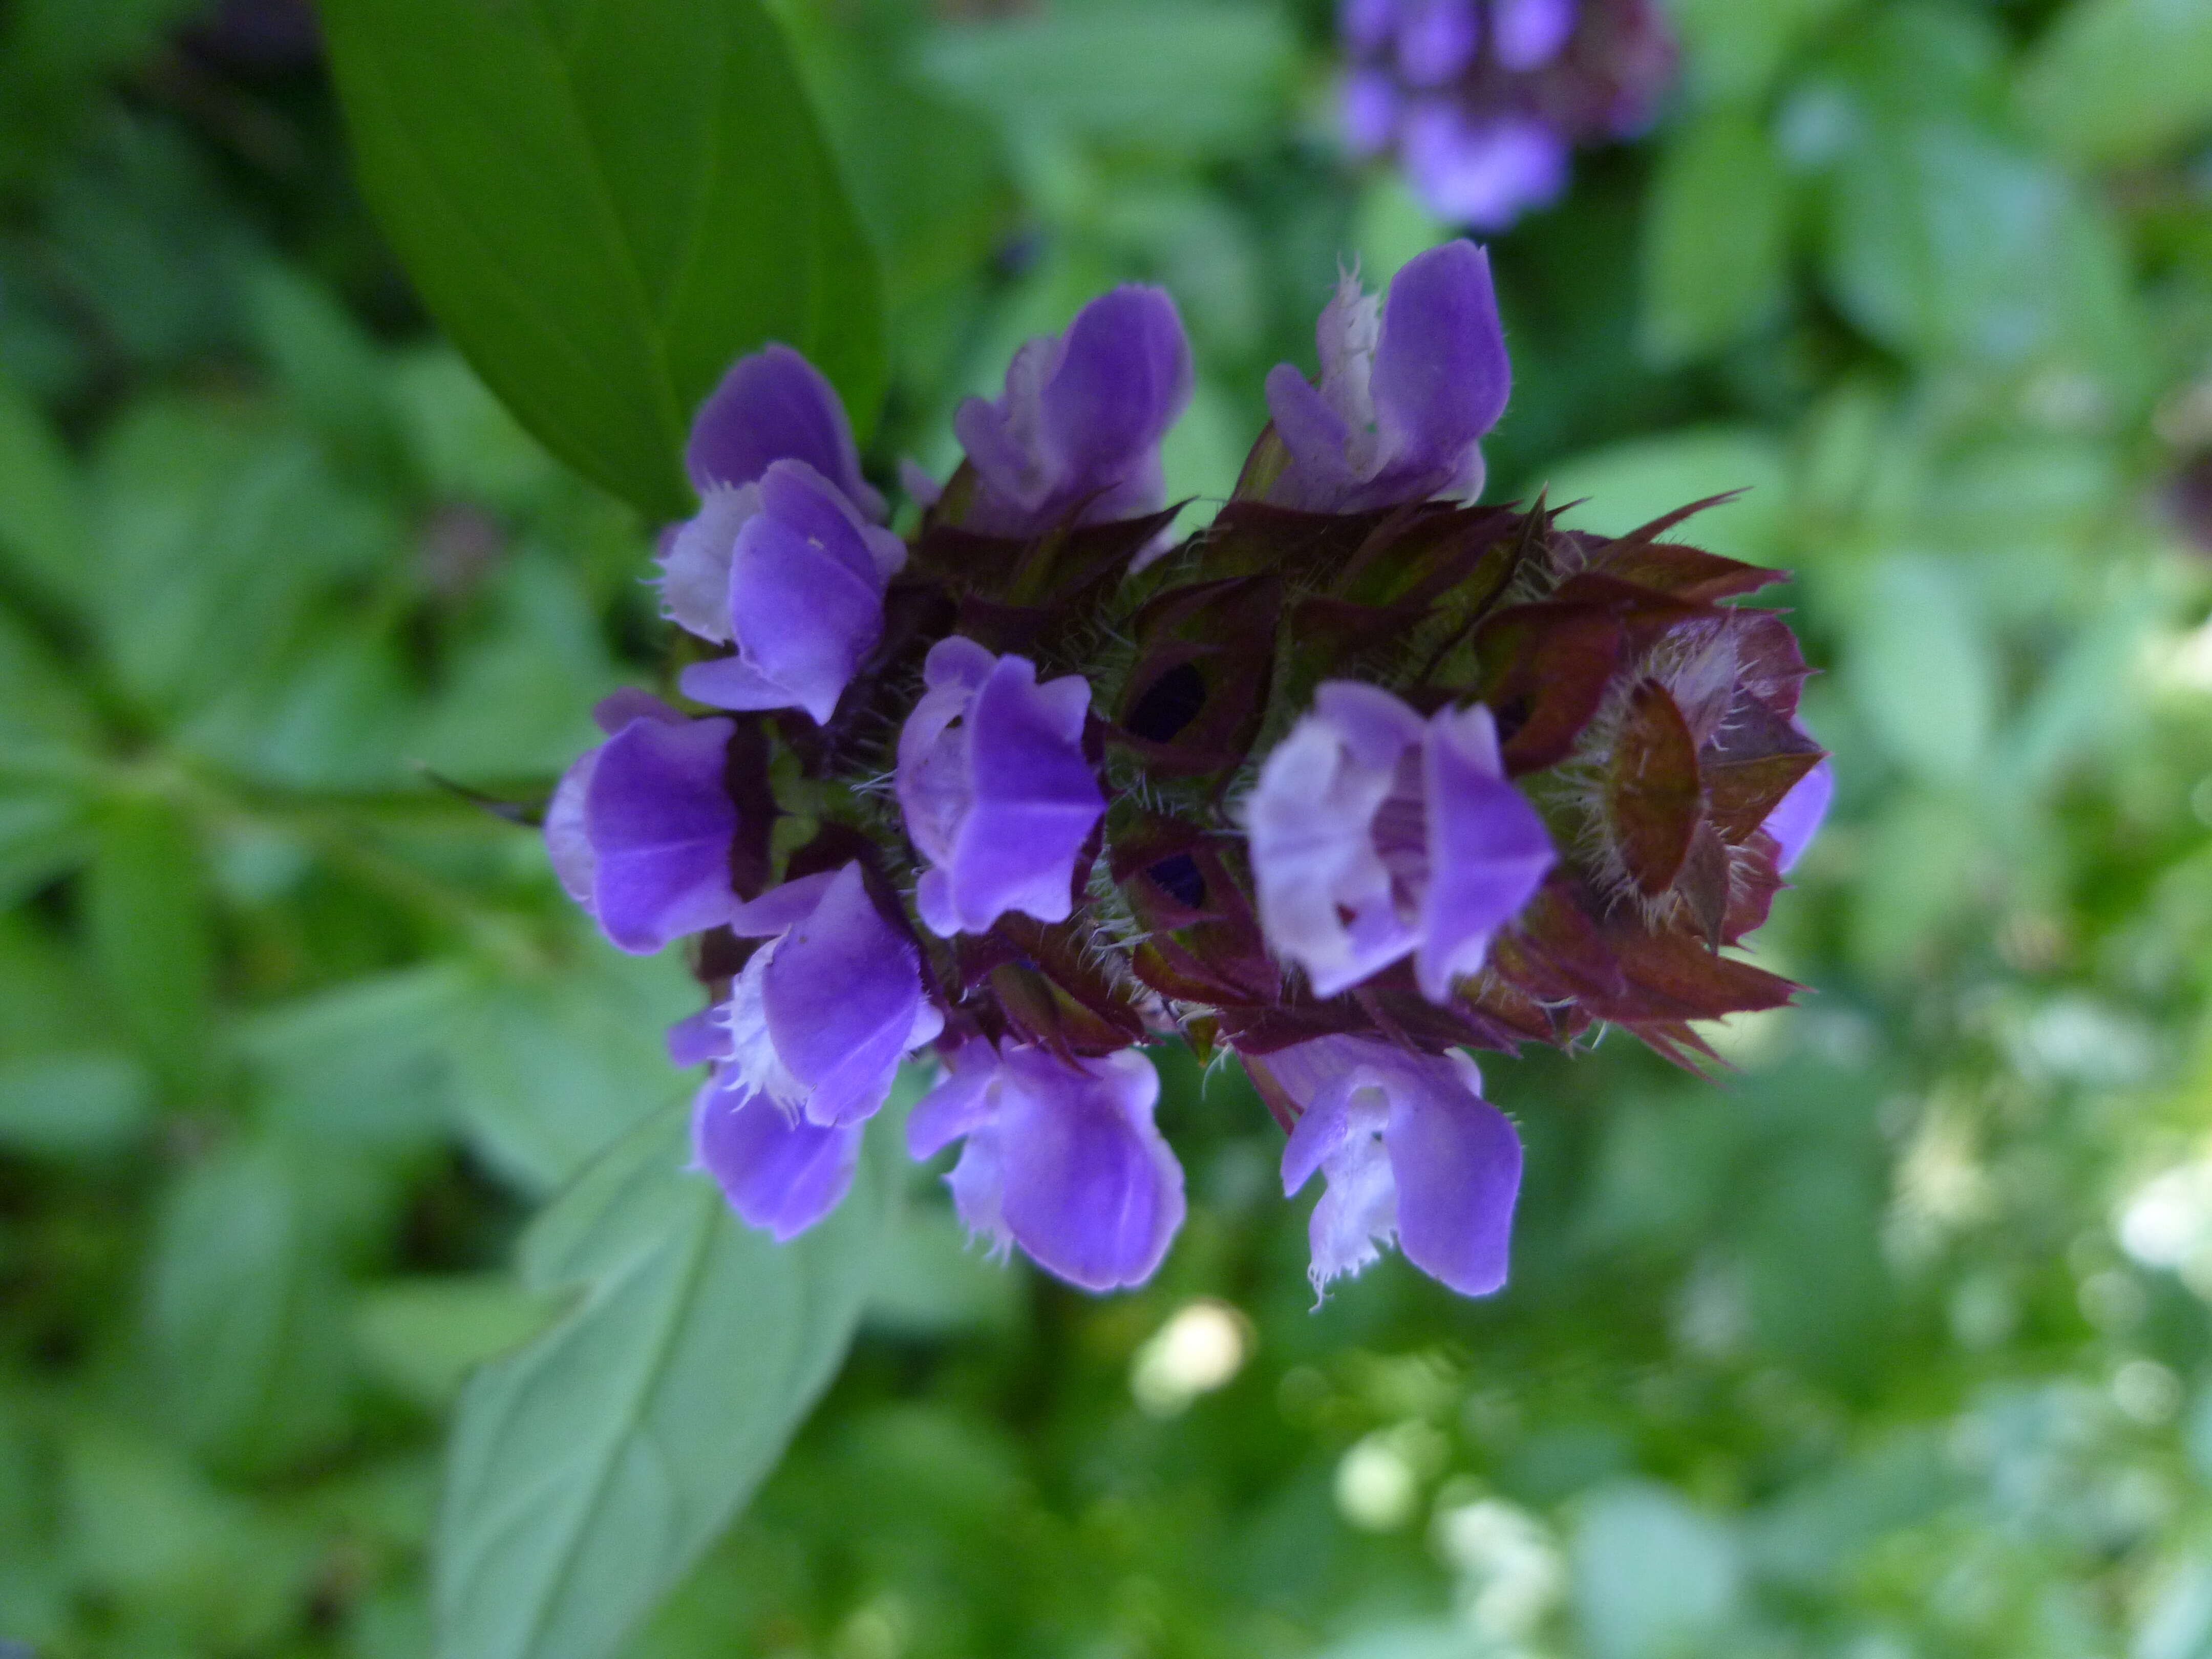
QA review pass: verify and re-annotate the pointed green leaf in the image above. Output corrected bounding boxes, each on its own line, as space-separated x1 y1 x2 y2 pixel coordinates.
319 0 885 519
434 1096 898 1659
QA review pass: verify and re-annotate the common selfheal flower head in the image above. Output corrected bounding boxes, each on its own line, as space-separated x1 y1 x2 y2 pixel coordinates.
1242 682 1553 1001
545 692 739 955
716 863 944 1129
897 636 1105 938
948 286 1194 539
677 460 906 725
1336 0 1676 229
907 1041 1185 1292
1258 1035 1521 1297
1261 240 1511 515
547 252 1826 1306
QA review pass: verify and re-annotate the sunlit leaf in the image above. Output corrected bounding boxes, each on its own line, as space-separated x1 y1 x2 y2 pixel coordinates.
434 1098 897 1659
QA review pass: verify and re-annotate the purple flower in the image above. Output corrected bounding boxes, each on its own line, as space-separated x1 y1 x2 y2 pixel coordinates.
949 286 1194 539
1396 0 1480 86
1336 0 1675 230
1256 1036 1521 1297
896 637 1105 938
685 342 883 519
1401 105 1569 229
1242 682 1554 1001
1764 754 1833 875
1494 0 1575 69
691 1074 863 1242
1342 68 1404 156
907 1041 1185 1292
675 460 907 725
684 863 945 1129
545 692 739 954
1262 240 1511 515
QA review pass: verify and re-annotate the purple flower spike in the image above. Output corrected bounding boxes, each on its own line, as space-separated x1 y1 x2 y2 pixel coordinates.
1263 239 1511 515
716 863 944 1129
1402 106 1569 229
1764 754 1833 875
1261 1036 1521 1298
897 637 1105 938
1243 682 1552 1001
686 343 883 521
952 286 1194 538
692 1074 863 1242
545 697 739 955
678 461 906 725
908 1041 1185 1293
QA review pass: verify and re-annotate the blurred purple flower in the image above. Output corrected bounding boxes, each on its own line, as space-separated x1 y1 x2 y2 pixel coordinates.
1242 682 1553 1001
1262 240 1511 514
676 460 906 725
692 1073 863 1242
1402 105 1570 229
692 863 945 1129
1338 0 1677 229
948 286 1194 538
907 1041 1185 1292
545 692 739 954
896 637 1105 938
1257 1036 1521 1297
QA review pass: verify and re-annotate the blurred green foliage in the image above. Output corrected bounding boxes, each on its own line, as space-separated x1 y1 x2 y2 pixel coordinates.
5 0 2212 1655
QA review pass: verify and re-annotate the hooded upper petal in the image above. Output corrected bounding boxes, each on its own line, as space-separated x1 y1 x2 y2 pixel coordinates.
691 1073 863 1241
686 343 883 520
951 286 1193 538
1263 241 1510 513
679 460 905 725
580 712 739 953
896 639 1105 938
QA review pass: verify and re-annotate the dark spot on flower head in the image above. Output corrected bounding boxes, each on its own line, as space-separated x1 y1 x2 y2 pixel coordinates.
1147 854 1205 909
1126 662 1207 743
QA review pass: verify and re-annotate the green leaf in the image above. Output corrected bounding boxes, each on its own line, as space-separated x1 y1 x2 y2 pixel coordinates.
446 949 699 1195
434 1097 897 1659
84 792 215 1094
1640 107 1788 365
241 965 469 1148
355 1275 565 1408
145 1137 354 1474
0 371 88 614
0 1051 151 1159
2017 0 2212 165
318 0 885 519
920 4 1295 156
1822 120 2141 389
1844 555 1997 783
